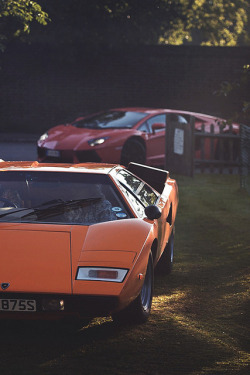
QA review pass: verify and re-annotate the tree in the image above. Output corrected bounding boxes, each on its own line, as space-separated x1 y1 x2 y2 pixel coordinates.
215 64 250 124
33 0 249 47
0 0 49 51
171 0 249 46
1 1 249 49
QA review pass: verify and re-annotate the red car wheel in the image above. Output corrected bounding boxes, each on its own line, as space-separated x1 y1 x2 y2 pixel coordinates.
120 139 146 166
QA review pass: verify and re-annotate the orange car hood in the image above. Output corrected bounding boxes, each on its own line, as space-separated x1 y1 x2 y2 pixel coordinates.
43 125 134 150
0 219 152 295
0 224 73 294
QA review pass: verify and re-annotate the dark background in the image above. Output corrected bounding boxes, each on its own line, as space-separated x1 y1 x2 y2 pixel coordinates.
1 43 250 134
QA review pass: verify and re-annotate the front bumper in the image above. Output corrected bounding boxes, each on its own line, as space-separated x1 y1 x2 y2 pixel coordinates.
37 147 102 163
0 292 119 319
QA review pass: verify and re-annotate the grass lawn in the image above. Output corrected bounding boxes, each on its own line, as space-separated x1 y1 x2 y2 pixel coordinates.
0 174 249 375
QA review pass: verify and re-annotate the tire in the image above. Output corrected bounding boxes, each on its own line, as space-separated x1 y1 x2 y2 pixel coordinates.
156 229 174 275
120 139 146 166
112 252 154 325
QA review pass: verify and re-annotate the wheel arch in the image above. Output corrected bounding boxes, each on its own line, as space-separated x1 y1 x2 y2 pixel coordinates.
150 238 158 266
122 136 146 153
120 136 147 166
166 203 173 226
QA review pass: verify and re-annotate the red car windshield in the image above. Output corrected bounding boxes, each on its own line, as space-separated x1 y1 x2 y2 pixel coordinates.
73 111 148 129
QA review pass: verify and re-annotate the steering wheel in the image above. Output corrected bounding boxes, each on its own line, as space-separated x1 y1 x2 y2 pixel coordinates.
0 197 18 208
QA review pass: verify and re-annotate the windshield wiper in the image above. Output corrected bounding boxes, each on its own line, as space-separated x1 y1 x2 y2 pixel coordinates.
0 198 101 220
21 197 102 219
0 199 64 219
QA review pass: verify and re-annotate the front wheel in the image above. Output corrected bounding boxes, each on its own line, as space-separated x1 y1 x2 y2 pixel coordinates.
120 139 146 166
112 252 154 325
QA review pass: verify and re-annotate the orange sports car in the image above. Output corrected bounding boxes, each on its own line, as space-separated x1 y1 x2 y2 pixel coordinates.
0 160 178 325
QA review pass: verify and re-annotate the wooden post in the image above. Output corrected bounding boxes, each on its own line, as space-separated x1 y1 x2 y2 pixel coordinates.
165 116 194 177
210 124 214 173
201 123 205 173
229 124 233 174
219 125 223 174
190 116 195 177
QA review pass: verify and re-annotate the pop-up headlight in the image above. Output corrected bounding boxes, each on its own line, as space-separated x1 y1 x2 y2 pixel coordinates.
76 267 128 282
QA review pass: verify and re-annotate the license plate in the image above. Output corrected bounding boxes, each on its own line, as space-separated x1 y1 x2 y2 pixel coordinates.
46 149 60 157
0 299 36 312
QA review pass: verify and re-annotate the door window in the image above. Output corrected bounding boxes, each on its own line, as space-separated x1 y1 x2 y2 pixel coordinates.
147 115 166 133
116 170 158 209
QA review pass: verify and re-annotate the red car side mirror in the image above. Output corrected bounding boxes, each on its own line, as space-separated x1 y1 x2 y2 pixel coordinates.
152 123 165 133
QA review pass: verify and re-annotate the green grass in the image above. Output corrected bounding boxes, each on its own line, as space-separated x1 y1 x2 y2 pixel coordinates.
0 174 249 375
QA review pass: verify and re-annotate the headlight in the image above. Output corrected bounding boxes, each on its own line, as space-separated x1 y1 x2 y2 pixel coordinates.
76 267 128 282
88 136 110 147
39 132 49 141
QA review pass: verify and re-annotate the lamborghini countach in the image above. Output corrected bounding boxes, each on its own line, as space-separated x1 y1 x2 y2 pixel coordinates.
0 160 178 325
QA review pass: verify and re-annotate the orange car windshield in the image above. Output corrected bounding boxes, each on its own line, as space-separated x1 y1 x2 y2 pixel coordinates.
73 111 147 129
0 171 131 224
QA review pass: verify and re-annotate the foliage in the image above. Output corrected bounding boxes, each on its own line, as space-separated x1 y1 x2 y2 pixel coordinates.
215 64 250 124
34 0 249 47
160 0 249 46
0 0 49 51
0 0 249 50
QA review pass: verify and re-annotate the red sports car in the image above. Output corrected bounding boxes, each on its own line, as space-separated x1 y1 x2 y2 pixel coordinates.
37 108 238 166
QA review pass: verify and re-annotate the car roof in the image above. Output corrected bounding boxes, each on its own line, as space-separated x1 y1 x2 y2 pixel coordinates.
0 161 120 175
109 107 220 120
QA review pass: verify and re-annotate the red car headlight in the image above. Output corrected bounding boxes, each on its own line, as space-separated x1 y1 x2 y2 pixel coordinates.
88 137 110 147
76 267 128 282
38 132 49 142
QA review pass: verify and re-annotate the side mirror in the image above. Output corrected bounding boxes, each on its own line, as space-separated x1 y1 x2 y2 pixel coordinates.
145 205 161 220
152 122 165 133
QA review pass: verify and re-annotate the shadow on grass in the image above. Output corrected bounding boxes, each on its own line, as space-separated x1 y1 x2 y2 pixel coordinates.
0 314 239 375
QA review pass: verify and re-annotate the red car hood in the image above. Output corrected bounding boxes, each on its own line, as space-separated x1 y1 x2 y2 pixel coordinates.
41 125 133 150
